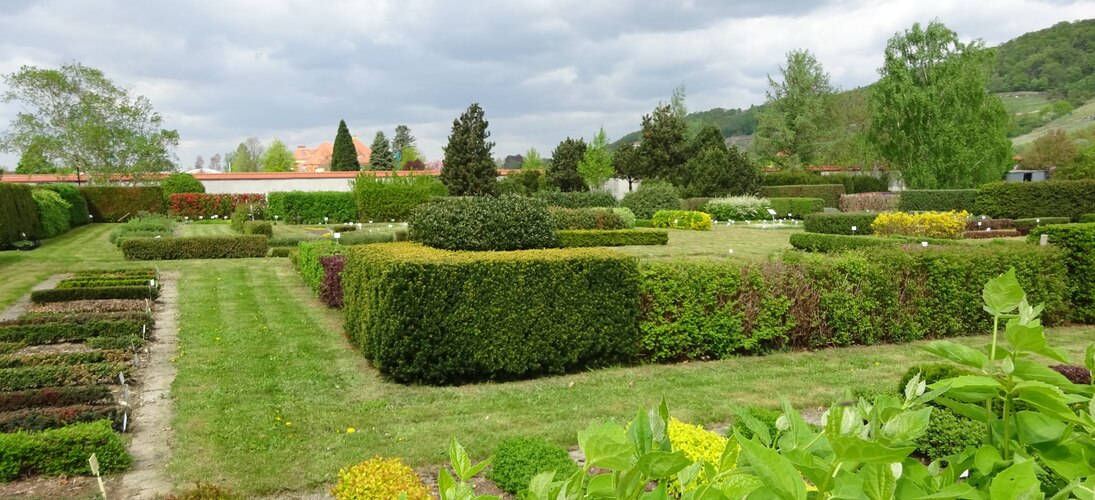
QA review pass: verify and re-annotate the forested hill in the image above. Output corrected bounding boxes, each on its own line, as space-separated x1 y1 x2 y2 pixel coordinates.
988 19 1095 104
610 105 764 149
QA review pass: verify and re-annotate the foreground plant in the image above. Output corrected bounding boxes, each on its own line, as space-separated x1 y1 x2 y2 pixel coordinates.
438 268 1095 499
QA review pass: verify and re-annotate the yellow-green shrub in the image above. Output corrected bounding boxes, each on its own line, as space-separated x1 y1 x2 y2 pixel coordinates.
668 418 729 494
331 457 430 500
871 211 968 239
651 210 712 231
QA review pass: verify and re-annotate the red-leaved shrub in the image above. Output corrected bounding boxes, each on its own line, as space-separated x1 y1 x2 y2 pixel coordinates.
319 255 346 308
169 193 266 218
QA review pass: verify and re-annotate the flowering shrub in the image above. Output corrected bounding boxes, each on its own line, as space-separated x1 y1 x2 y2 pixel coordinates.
651 210 712 231
168 193 265 219
331 457 430 500
667 418 728 494
704 196 771 220
870 210 968 239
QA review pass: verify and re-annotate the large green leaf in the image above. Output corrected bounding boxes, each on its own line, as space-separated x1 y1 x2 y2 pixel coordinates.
629 408 653 456
733 406 773 447
716 474 763 498
636 451 692 478
932 375 1002 402
922 341 989 371
862 463 898 500
974 445 1003 476
989 460 1040 500
640 482 669 500
1035 440 1095 481
736 437 807 500
1004 320 1068 363
1012 359 1075 389
1015 382 1084 424
982 268 1024 317
830 435 917 464
1015 411 1067 444
881 407 933 443
579 422 634 471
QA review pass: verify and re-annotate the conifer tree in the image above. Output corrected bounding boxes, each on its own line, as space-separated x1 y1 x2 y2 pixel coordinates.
441 103 497 195
330 119 360 171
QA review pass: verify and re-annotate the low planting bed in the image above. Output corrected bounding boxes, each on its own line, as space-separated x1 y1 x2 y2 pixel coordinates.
121 235 268 260
31 286 158 303
556 229 669 247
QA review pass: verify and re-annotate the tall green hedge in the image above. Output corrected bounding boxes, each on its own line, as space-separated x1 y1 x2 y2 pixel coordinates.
267 191 356 224
758 184 845 208
1030 223 1095 323
407 196 558 251
0 183 41 247
39 184 90 227
352 174 447 222
803 212 879 235
80 186 165 222
637 244 1068 362
295 240 344 294
533 191 617 208
768 198 824 219
120 236 268 260
30 190 71 239
342 243 640 384
897 189 978 212
976 180 1095 220
762 172 889 194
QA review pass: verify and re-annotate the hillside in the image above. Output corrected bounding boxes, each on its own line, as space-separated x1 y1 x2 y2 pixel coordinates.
988 19 1095 104
610 105 763 149
1012 97 1095 146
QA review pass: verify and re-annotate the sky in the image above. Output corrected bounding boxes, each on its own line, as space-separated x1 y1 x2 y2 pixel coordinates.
0 0 1093 170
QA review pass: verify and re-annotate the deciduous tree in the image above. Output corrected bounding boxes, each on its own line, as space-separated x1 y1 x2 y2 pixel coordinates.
869 21 1012 188
753 49 834 167
0 63 179 183
577 127 613 190
548 137 587 192
441 103 497 195
15 137 56 174
262 139 297 172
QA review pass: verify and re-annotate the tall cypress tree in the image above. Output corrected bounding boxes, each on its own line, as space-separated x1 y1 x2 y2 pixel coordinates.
441 103 497 196
330 119 360 171
367 131 395 170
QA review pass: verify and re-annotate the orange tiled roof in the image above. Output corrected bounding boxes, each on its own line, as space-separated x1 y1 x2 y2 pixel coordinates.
293 137 372 172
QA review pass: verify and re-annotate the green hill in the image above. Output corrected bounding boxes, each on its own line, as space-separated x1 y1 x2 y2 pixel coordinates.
988 19 1095 104
610 105 763 149
1012 97 1095 146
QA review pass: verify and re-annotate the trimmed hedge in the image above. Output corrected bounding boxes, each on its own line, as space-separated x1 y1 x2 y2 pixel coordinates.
295 240 344 294
0 183 41 247
976 180 1095 220
0 385 113 412
651 210 712 230
168 193 266 219
533 191 617 208
1030 223 1095 323
0 420 131 481
557 229 668 247
620 182 681 219
31 189 71 239
56 278 150 289
767 197 824 219
319 255 347 308
758 184 844 208
488 437 579 494
840 193 899 213
0 362 131 391
790 233 957 253
1082 214 1095 223
762 172 889 194
0 404 124 433
160 172 205 198
897 190 978 212
803 212 879 235
964 218 1013 231
352 174 447 222
612 207 637 228
242 220 272 236
408 196 558 251
964 230 1022 239
30 287 157 304
0 318 144 344
120 235 268 260
268 191 356 224
80 186 165 222
342 243 640 384
548 207 627 230
637 244 1069 361
1014 217 1070 235
39 184 90 227
0 351 130 369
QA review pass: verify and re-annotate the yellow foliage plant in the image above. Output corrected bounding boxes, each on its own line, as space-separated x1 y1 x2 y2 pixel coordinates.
871 210 969 239
667 417 730 495
331 457 431 500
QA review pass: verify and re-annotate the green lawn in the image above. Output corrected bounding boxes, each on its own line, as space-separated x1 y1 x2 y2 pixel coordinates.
2 224 1091 495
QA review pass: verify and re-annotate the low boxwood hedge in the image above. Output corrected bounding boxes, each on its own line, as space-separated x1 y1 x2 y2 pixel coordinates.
897 190 978 212
30 286 157 304
0 350 131 369
533 191 617 208
295 240 343 294
767 197 824 219
0 420 131 481
0 385 113 412
0 404 125 433
1029 223 1095 323
55 278 151 289
758 184 844 207
549 207 628 230
0 362 131 391
1013 217 1070 235
342 243 640 384
790 233 956 253
556 229 669 247
803 212 879 235
120 235 268 260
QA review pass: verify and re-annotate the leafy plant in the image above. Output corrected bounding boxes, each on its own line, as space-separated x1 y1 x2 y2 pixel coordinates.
488 437 578 494
331 456 430 500
704 196 771 221
620 181 680 219
871 210 969 239
651 210 711 231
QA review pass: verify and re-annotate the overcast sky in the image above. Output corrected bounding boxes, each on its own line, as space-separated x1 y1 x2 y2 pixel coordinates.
1 0 1093 169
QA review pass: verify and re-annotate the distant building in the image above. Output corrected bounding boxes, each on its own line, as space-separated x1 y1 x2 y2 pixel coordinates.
1005 169 1050 182
293 137 371 172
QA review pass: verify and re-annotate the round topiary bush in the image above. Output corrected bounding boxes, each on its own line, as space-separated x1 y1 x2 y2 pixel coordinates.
407 196 558 251
897 363 972 395
621 181 681 219
160 173 205 199
331 457 430 500
488 437 579 494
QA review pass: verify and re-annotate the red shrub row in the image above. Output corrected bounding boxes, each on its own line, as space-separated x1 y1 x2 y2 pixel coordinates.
319 255 346 308
168 193 266 218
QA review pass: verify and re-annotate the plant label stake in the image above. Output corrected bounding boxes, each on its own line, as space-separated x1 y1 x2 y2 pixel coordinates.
89 453 106 499
122 412 128 433
1040 234 1049 246
333 233 341 244
851 225 857 234
118 372 126 385
921 241 928 247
